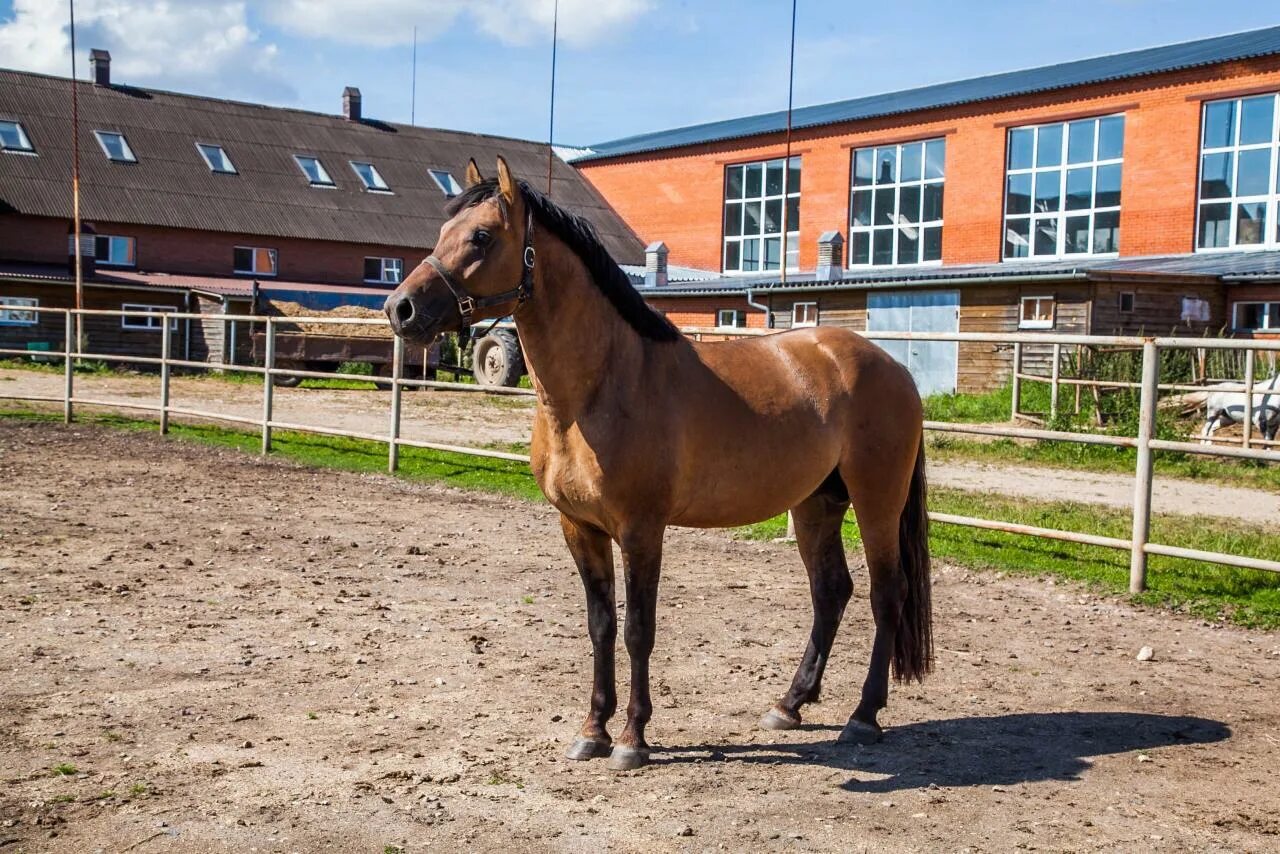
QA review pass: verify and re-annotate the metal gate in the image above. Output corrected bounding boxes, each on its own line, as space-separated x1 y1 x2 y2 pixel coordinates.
867 290 959 397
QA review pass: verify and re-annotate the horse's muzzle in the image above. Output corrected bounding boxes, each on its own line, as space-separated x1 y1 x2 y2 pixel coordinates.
384 292 441 345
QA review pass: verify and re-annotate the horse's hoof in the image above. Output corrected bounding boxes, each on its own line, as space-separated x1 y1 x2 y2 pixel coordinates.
759 707 801 731
565 737 612 761
838 718 883 746
606 745 649 771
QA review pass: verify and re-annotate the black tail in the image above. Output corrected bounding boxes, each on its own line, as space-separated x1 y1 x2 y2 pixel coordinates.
892 440 933 683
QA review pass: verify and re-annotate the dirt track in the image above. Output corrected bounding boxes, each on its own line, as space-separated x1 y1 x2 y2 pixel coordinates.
3 421 1280 852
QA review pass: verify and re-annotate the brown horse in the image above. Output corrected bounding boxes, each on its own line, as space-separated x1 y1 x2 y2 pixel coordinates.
385 157 932 771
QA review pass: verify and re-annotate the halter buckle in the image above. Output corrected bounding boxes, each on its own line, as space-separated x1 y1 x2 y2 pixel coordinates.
457 295 476 317
523 246 536 269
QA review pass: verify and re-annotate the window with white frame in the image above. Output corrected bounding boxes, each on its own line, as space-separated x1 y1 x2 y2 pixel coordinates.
121 303 177 331
1196 93 1280 251
350 160 390 192
363 257 403 284
1019 295 1056 329
1234 301 1280 330
233 246 277 276
1004 115 1124 259
723 157 800 273
93 130 136 162
196 143 236 174
0 297 38 325
716 309 747 328
294 155 334 186
94 234 135 267
792 301 819 327
850 138 945 266
429 169 463 197
0 120 35 153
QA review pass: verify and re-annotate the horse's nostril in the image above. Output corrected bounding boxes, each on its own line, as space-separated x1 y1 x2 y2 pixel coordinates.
394 296 415 326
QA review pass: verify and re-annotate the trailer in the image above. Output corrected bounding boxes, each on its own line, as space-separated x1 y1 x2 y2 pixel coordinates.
251 330 439 387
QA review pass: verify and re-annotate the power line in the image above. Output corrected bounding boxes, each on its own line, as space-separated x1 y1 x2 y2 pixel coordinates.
546 0 559 195
779 0 797 286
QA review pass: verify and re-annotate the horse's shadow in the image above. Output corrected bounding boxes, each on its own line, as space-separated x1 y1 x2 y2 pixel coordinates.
654 712 1229 793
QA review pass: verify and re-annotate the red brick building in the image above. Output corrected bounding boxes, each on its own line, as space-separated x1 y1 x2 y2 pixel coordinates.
577 27 1280 391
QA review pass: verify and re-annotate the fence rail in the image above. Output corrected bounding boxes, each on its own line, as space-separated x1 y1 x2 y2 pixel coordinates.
3 305 1279 587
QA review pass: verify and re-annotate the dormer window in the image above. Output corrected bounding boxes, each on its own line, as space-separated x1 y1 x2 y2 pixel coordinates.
294 155 334 186
0 120 35 153
429 169 463 197
350 161 390 192
196 143 236 174
93 130 136 162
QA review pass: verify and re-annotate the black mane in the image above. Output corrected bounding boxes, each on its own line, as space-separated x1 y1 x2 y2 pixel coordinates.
445 178 681 342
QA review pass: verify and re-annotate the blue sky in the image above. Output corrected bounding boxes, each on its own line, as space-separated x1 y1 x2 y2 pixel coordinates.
1 1 1277 146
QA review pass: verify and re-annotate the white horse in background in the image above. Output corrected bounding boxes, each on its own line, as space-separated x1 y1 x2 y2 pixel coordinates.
1200 372 1280 444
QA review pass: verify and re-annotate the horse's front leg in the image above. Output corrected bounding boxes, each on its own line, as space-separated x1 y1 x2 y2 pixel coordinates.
609 527 664 771
561 515 617 761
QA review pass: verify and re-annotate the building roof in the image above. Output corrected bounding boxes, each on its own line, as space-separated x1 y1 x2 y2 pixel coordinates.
637 250 1280 297
0 68 644 263
576 25 1280 162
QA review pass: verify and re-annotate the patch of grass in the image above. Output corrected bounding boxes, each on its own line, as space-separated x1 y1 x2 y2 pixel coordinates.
51 794 75 804
521 595 534 605
128 782 149 798
93 790 115 800
51 763 77 777
738 487 1280 629
486 769 524 789
307 712 318 720
103 730 123 742
384 845 404 854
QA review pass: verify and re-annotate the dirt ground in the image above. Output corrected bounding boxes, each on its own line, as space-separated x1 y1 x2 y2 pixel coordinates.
3 367 1279 526
2 421 1279 853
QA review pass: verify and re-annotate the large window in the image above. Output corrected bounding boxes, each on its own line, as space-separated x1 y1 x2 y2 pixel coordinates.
364 257 403 284
234 246 277 276
95 235 135 267
1234 301 1280 331
1004 115 1124 259
0 120 35 153
1197 93 1280 251
850 138 945 266
0 297 38 326
723 157 799 273
93 130 136 162
121 303 177 331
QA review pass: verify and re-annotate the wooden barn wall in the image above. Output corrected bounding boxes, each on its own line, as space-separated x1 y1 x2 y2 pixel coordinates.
768 291 866 331
1090 279 1226 337
0 281 187 359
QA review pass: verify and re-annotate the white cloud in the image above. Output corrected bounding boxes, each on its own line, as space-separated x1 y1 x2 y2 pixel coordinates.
261 0 651 48
0 0 290 100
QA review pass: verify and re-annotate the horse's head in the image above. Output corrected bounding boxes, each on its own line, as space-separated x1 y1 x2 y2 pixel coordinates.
385 156 532 344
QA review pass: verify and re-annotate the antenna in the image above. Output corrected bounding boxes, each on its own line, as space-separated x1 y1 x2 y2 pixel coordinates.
546 0 559 195
410 25 418 126
779 0 797 287
69 0 83 347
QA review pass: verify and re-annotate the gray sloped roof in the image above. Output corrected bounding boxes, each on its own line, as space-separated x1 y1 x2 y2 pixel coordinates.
0 68 644 263
576 25 1280 162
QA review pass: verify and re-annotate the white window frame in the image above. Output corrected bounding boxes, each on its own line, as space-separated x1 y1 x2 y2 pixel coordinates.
121 303 177 332
350 160 391 193
1003 115 1124 260
429 169 463 197
0 297 38 326
196 142 237 174
722 156 800 274
0 119 35 154
294 154 334 187
849 138 946 267
93 130 136 163
1195 92 1280 253
792 301 819 327
716 309 746 329
1233 301 1280 331
1019 295 1057 330
233 246 278 277
94 234 136 268
364 256 403 285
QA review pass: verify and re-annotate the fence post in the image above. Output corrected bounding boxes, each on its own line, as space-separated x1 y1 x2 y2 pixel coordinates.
1011 341 1022 420
159 320 171 435
261 318 275 454
1242 348 1255 450
388 334 404 473
1128 339 1158 594
63 311 74 424
1050 342 1061 421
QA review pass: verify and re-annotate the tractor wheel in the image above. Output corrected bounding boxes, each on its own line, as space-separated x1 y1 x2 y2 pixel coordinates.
472 331 524 388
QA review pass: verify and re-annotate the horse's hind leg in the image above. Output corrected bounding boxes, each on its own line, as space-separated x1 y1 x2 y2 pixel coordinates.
760 473 852 731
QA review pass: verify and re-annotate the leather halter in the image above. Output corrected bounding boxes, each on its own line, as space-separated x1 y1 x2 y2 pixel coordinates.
422 208 536 327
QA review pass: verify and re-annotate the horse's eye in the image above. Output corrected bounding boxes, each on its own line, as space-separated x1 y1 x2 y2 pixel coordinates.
472 229 491 247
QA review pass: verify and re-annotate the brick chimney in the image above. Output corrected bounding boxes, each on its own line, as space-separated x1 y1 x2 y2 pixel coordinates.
643 241 668 288
816 231 844 281
342 86 362 122
90 49 111 86
67 221 97 277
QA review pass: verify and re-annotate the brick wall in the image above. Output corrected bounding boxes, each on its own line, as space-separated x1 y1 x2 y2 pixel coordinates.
576 56 1280 273
0 214 425 287
646 294 767 329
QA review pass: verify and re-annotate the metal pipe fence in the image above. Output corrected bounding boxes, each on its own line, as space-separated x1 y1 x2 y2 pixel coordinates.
2 305 1279 587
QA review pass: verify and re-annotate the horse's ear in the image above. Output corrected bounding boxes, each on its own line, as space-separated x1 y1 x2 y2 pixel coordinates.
464 158 483 188
496 155 517 206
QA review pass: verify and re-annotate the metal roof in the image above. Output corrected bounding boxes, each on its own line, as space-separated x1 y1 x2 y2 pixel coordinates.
0 69 644 263
576 26 1280 162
